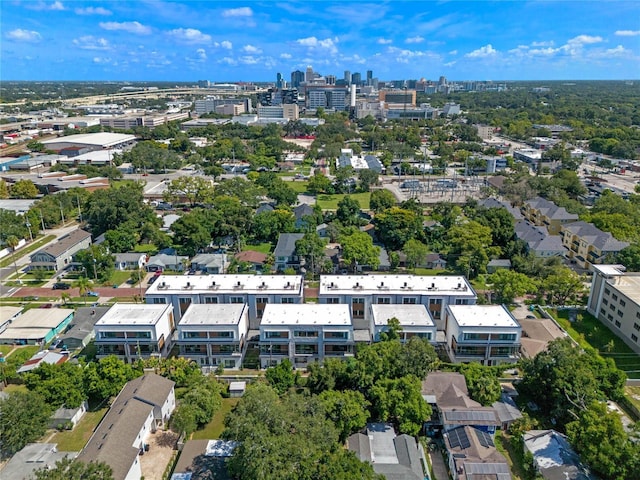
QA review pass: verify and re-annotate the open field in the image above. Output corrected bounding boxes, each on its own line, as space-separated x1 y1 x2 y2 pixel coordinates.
51 407 109 451
191 398 240 440
316 192 371 210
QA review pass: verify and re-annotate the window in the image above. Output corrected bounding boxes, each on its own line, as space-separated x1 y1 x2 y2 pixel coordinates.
377 298 391 304
257 297 268 304
183 331 207 339
600 308 606 315
281 298 294 304
602 299 608 306
615 320 621 327
605 288 611 295
151 298 166 304
607 314 613 321
612 293 618 301
265 331 288 339
610 304 616 311
634 323 640 331
295 344 318 355
618 310 623 317
637 312 640 319
294 330 318 338
633 334 638 343
325 331 348 340
620 299 626 307
126 331 151 339
463 333 489 341
455 299 469 305
326 298 340 304
210 331 233 338
224 359 236 368
352 298 364 304
403 297 417 304
204 297 218 304
230 297 243 304
429 299 442 305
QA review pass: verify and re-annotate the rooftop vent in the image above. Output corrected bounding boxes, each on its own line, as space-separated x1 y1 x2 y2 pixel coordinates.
353 282 362 290
158 281 167 289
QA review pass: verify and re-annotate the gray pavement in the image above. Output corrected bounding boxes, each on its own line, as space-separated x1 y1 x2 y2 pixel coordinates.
428 448 450 480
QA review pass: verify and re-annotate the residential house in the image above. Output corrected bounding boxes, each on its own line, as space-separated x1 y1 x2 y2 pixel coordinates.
515 221 566 258
318 274 476 331
560 221 629 269
115 253 148 271
145 274 304 329
492 394 523 431
337 148 384 173
274 233 305 271
524 430 597 480
0 444 77 480
0 308 74 346
479 197 523 220
234 250 268 271
486 259 511 273
29 229 92 271
145 253 189 272
316 222 329 238
59 306 109 350
190 253 228 274
293 203 315 229
444 305 522 365
77 374 176 480
259 304 354 369
425 253 448 269
256 203 275 214
171 439 238 480
50 401 88 430
17 350 68 373
347 423 424 480
177 303 249 368
94 303 175 362
370 304 437 344
521 197 579 235
444 426 511 480
587 265 640 354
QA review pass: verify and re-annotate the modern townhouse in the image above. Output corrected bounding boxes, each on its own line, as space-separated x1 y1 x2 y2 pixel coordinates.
521 197 578 235
259 304 354 369
145 274 304 329
94 303 175 363
318 275 476 331
444 305 522 366
560 221 629 269
587 264 640 354
370 304 437 344
176 303 249 368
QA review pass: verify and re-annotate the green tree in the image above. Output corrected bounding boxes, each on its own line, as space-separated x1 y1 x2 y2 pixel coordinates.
616 243 640 271
104 226 139 253
318 390 370 442
541 266 586 305
340 231 380 272
307 172 333 194
170 209 215 256
336 195 362 227
460 362 502 406
488 269 538 304
10 179 39 199
251 209 295 243
0 179 9 199
6 235 21 284
71 276 94 304
334 166 355 194
295 231 326 276
23 362 86 409
358 169 379 192
170 404 198 435
403 239 429 270
75 245 115 283
375 207 422 251
163 176 215 206
369 189 396 213
445 220 498 278
83 356 138 403
369 376 431 435
32 458 113 480
265 359 296 394
0 391 52 455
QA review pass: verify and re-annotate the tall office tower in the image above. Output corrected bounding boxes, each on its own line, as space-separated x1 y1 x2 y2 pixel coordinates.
325 75 336 85
291 70 304 88
438 76 447 86
305 66 314 83
351 72 362 86
276 73 283 88
344 70 351 85
366 70 373 85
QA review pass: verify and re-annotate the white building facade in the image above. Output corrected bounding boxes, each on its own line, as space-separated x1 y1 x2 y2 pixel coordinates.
370 304 437 343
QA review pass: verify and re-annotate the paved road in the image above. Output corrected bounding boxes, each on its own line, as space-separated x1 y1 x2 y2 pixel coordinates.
10 285 143 299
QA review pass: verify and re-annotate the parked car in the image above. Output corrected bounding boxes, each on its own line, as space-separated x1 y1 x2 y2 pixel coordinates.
39 303 53 309
49 339 63 350
87 291 99 297
52 282 71 290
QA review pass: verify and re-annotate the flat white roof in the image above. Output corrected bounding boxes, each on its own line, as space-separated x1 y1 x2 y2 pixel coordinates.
42 133 136 148
8 308 74 329
96 303 171 326
0 327 53 340
610 274 640 305
179 304 246 326
146 274 304 296
592 264 626 277
72 149 122 162
371 304 435 327
0 306 23 325
261 304 352 326
448 305 520 328
319 275 474 296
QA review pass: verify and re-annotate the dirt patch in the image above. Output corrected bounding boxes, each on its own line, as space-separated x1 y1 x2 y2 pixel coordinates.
139 430 178 480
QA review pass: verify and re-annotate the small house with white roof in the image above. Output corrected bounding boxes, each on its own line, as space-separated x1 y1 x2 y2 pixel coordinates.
176 303 249 369
444 305 521 366
259 304 354 368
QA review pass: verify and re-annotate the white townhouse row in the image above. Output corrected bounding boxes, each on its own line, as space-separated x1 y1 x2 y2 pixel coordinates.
145 274 304 329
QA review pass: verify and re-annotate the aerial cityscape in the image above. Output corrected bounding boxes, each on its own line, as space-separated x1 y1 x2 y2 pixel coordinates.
1 2 640 480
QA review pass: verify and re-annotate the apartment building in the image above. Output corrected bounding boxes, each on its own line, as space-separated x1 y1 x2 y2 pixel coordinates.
444 305 522 365
176 304 249 368
318 275 476 331
259 304 354 368
145 274 304 329
194 97 251 115
521 197 579 235
257 104 299 120
587 265 640 354
370 304 437 343
560 221 629 269
94 303 175 363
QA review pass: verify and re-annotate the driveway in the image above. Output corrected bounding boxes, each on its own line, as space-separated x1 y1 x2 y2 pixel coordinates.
139 430 178 480
428 448 450 480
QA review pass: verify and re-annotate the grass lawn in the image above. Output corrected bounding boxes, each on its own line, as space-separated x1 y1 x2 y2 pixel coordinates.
0 345 13 356
550 309 640 379
285 180 309 194
133 244 159 254
191 398 240 440
106 270 132 286
244 242 272 254
51 407 108 451
3 384 28 394
626 386 640 411
0 235 56 268
412 268 456 276
316 192 371 210
494 431 526 480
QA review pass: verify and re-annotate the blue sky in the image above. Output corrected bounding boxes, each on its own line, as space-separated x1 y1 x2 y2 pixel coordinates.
2 1 639 81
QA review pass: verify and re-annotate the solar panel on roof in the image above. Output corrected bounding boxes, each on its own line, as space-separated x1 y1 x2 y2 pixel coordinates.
444 410 497 422
476 430 495 448
448 427 470 449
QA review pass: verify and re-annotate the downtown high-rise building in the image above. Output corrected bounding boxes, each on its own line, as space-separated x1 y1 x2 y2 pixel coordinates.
290 70 304 88
366 70 373 86
351 72 361 86
344 70 351 85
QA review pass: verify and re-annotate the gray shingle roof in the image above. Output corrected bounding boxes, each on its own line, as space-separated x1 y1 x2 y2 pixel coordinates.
32 229 91 260
526 197 578 221
562 221 629 252
274 233 304 258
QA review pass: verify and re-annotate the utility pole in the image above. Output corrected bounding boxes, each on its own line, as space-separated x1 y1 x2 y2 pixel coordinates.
59 201 65 226
76 193 83 223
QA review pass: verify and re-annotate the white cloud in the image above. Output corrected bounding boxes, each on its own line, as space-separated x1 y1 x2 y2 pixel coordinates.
222 7 253 17
28 1 64 11
167 28 211 44
75 6 111 15
615 30 640 37
93 56 112 64
444 61 456 67
220 57 238 66
465 44 497 58
280 53 292 59
449 50 458 55
72 35 110 50
243 44 262 54
296 36 338 54
567 34 603 45
196 48 207 60
239 56 259 65
377 38 392 45
531 40 554 47
6 29 42 42
591 45 632 58
386 46 440 64
220 40 233 50
406 36 424 44
99 21 151 35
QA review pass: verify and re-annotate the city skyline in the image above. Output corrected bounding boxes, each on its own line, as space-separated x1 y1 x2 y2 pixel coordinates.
2 1 639 82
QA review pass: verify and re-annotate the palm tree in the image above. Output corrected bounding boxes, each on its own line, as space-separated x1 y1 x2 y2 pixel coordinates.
60 292 70 306
6 235 21 285
72 276 93 305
